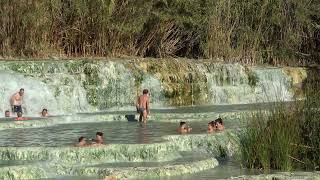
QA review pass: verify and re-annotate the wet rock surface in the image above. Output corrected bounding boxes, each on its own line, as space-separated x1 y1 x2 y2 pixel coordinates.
0 59 311 179
0 59 305 115
0 131 236 179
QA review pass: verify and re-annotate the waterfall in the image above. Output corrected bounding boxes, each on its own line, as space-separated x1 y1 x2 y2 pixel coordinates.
203 64 293 104
0 60 303 116
0 70 90 116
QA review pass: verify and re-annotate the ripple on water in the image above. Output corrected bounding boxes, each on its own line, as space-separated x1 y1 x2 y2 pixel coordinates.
0 121 220 147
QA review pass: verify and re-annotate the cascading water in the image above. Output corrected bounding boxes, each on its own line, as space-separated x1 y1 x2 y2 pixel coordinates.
0 59 313 180
203 64 293 104
0 67 91 116
0 59 303 116
252 68 293 102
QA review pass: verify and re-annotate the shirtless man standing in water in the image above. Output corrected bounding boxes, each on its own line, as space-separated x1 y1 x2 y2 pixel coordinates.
136 89 150 123
10 88 24 114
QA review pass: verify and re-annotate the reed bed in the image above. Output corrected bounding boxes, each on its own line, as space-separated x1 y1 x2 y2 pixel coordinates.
240 68 320 170
0 0 319 65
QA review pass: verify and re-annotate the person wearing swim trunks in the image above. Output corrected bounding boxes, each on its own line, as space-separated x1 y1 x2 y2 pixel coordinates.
136 89 150 123
10 88 24 114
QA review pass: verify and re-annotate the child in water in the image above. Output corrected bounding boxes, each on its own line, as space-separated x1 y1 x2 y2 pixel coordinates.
178 121 192 133
207 121 217 133
215 118 225 130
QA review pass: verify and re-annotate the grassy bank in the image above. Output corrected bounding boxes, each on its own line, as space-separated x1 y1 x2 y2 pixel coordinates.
240 68 320 170
0 0 319 65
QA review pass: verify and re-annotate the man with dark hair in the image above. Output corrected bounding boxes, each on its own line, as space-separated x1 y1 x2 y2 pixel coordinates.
215 118 225 130
10 88 25 114
4 110 10 118
92 132 104 145
178 121 192 133
41 108 49 117
75 136 87 147
136 89 150 123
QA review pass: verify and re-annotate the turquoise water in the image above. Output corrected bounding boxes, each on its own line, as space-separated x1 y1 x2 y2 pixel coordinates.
0 60 308 179
0 104 275 179
0 103 267 147
0 104 310 179
40 162 251 180
135 160 260 180
0 119 240 147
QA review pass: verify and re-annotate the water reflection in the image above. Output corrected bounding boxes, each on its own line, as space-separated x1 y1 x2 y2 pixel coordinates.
0 119 213 147
11 126 25 146
137 122 149 144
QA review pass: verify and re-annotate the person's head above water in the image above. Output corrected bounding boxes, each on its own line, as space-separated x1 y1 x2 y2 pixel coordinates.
96 132 103 137
207 121 217 133
215 118 223 125
19 88 24 96
180 121 186 127
5 110 10 117
76 136 87 147
215 118 225 130
15 112 29 121
17 111 22 117
179 121 192 133
208 121 216 127
41 108 48 117
79 136 86 142
143 89 149 95
95 132 104 144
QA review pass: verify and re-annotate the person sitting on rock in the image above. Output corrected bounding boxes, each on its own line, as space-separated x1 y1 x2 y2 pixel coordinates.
15 112 30 121
215 118 225 130
207 121 217 133
178 121 192 133
40 108 49 117
75 136 87 147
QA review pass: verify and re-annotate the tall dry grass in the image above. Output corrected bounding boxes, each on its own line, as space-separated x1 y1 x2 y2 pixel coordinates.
0 0 319 65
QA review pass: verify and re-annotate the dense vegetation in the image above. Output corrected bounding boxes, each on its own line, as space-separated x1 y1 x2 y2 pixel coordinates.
240 68 320 171
0 0 319 65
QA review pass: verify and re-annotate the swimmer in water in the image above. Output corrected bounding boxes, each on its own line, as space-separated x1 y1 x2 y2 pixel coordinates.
207 121 217 133
178 121 192 133
91 132 104 145
40 108 49 117
215 118 225 130
4 110 10 118
136 89 150 123
75 136 87 147
15 112 29 121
